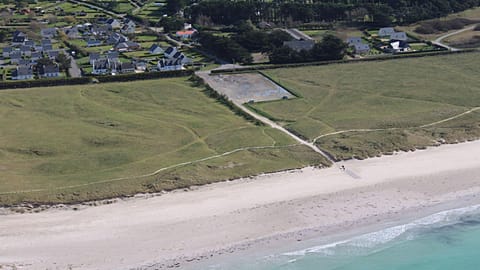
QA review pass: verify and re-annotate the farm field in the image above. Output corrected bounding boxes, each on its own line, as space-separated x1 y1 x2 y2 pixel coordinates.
0 78 327 205
249 53 480 160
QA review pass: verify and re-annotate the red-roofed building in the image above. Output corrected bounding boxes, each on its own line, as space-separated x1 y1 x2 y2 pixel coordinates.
175 29 197 40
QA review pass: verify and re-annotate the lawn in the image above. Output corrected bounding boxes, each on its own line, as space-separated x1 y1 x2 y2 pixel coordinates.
249 53 480 160
0 78 326 205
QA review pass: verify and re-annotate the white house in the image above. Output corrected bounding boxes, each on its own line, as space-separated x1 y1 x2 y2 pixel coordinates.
378 27 395 37
164 47 178 59
175 29 197 39
157 58 183 71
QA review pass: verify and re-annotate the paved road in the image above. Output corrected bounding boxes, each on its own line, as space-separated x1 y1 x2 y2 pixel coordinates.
68 55 82 78
433 25 478 51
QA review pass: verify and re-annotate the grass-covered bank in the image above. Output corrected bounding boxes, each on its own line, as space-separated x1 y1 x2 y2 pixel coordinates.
0 78 328 205
248 53 480 160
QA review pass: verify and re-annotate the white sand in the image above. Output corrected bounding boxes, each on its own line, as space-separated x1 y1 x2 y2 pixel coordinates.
1 141 480 269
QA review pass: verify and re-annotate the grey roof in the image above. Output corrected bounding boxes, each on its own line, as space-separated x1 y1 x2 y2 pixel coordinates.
3 47 12 53
38 64 59 74
20 45 31 52
106 51 119 59
47 50 59 58
24 40 35 47
41 39 52 46
42 44 53 51
41 28 57 36
13 66 33 76
13 30 26 38
89 52 101 60
120 62 135 70
165 47 175 54
10 51 22 59
283 40 315 52
13 36 26 43
347 37 363 44
31 51 42 58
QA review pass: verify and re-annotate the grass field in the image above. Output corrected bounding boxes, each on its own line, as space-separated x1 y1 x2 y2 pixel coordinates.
0 78 327 205
249 53 480 160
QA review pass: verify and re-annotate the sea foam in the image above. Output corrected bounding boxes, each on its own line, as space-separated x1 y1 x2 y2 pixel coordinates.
284 203 480 257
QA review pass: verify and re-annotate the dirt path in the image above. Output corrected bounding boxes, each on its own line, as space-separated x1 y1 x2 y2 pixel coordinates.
313 107 480 142
433 25 478 51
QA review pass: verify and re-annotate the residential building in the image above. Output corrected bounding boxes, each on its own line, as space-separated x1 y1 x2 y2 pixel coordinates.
283 40 315 52
120 62 135 73
12 35 26 45
176 29 197 39
10 51 22 64
389 40 410 53
115 41 140 52
158 58 183 71
31 51 42 61
2 47 12 58
20 45 32 56
46 50 59 60
89 52 102 65
353 43 370 54
106 18 121 29
12 66 34 80
378 27 395 37
92 59 109 74
38 64 60 78
87 39 102 47
149 44 164 55
164 47 178 59
41 28 57 38
347 37 363 45
390 32 408 41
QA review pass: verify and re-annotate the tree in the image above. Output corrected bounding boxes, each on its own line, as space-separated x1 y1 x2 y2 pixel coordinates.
158 16 184 32
166 0 186 15
56 52 71 73
37 57 54 67
311 34 347 61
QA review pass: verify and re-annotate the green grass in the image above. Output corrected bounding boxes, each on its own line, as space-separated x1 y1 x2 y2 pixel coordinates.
249 53 480 160
0 78 327 205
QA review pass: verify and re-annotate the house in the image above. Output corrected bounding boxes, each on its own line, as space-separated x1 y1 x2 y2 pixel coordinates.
42 44 53 52
120 62 135 73
20 45 32 56
12 35 26 45
106 51 119 62
2 47 12 58
92 59 109 74
106 18 121 29
87 39 102 47
12 66 34 80
38 64 60 78
18 59 32 66
89 52 102 65
164 47 178 59
352 43 370 54
124 19 136 28
283 40 315 52
347 37 363 45
135 61 148 71
172 51 192 65
157 58 183 71
64 27 81 39
10 51 22 64
149 44 164 55
121 24 135 35
46 50 59 60
24 40 35 48
106 33 128 45
389 40 410 53
175 29 197 39
41 28 57 38
115 41 140 52
390 32 408 41
31 51 42 61
378 27 395 37
13 30 26 39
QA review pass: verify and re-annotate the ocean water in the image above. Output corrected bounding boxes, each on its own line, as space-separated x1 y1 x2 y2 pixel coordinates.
209 204 480 270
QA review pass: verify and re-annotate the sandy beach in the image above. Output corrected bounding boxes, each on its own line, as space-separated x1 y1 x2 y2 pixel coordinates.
1 141 480 270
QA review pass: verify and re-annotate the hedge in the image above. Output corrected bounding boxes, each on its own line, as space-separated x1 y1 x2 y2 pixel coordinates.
211 49 478 74
93 70 194 83
0 77 91 90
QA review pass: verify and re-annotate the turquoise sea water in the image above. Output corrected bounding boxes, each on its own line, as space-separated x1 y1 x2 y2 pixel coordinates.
209 205 480 270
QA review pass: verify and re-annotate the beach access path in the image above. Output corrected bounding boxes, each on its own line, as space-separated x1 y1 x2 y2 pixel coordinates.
1 140 480 269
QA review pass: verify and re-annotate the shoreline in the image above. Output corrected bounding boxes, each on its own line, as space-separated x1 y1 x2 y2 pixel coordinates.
1 141 480 269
